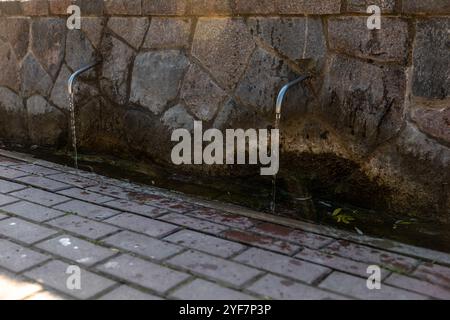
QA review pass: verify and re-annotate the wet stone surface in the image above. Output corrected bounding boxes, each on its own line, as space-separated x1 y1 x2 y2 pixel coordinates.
1 150 450 300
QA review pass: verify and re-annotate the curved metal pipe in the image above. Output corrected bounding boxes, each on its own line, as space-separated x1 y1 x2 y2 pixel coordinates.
275 75 309 120
68 61 100 95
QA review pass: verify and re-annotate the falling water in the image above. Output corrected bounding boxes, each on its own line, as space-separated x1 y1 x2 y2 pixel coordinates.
68 92 78 170
270 113 281 214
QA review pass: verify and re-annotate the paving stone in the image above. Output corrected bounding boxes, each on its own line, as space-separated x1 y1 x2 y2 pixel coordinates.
47 173 99 189
159 213 228 234
57 188 115 204
325 240 419 273
36 235 117 267
165 230 246 258
25 290 68 300
10 188 70 207
108 17 149 50
104 199 167 217
167 250 261 287
54 200 120 220
0 167 28 179
47 215 119 240
11 164 60 176
0 218 57 244
0 194 18 206
15 175 70 192
0 157 24 167
0 239 49 272
105 213 179 238
248 274 346 300
0 201 66 222
187 207 257 229
235 248 330 284
102 230 182 261
221 230 300 255
99 285 163 300
295 248 390 279
319 272 428 300
154 199 200 214
0 213 7 220
0 269 42 300
171 279 255 300
97 254 190 294
413 263 450 289
0 179 26 193
143 17 191 49
25 260 115 300
88 184 131 199
385 273 450 300
251 223 333 249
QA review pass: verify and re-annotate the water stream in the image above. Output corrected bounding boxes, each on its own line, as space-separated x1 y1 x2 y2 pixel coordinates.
68 92 78 170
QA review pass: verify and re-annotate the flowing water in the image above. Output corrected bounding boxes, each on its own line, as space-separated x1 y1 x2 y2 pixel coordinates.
270 114 281 214
68 93 78 170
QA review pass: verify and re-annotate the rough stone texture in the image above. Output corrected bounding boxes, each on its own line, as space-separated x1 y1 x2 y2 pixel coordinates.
0 41 20 92
192 18 255 90
130 50 189 114
142 0 188 15
143 18 191 49
0 87 27 142
402 0 450 14
100 33 134 105
107 17 149 50
0 17 29 60
21 0 49 16
190 0 233 15
248 17 327 66
20 53 53 97
346 0 395 13
161 104 195 131
30 18 66 78
321 54 406 152
235 0 276 14
328 17 409 63
104 0 142 15
412 107 450 143
412 18 450 99
181 64 227 121
26 95 66 146
65 29 97 72
235 47 299 113
81 17 105 50
50 64 71 110
278 0 341 14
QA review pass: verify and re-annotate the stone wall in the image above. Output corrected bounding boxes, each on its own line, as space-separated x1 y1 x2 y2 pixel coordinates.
0 0 449 220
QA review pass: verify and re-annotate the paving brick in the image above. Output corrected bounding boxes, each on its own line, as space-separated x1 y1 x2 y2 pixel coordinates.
413 263 450 289
11 164 60 176
0 179 25 193
0 167 28 179
171 278 255 300
0 212 7 220
0 239 49 272
25 260 115 300
248 274 346 300
16 176 71 192
105 213 179 238
47 215 119 240
0 218 58 244
10 188 70 207
235 248 330 284
325 240 419 273
0 156 24 167
188 207 257 229
25 290 68 300
54 200 120 220
251 223 333 249
88 184 131 199
159 213 228 234
0 201 66 222
165 230 246 258
167 250 261 287
57 188 115 204
47 173 98 188
99 285 163 300
385 273 450 300
104 199 167 217
0 269 42 299
36 234 117 266
97 254 190 294
0 194 18 206
295 248 390 279
319 272 428 300
102 230 182 261
221 229 300 255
